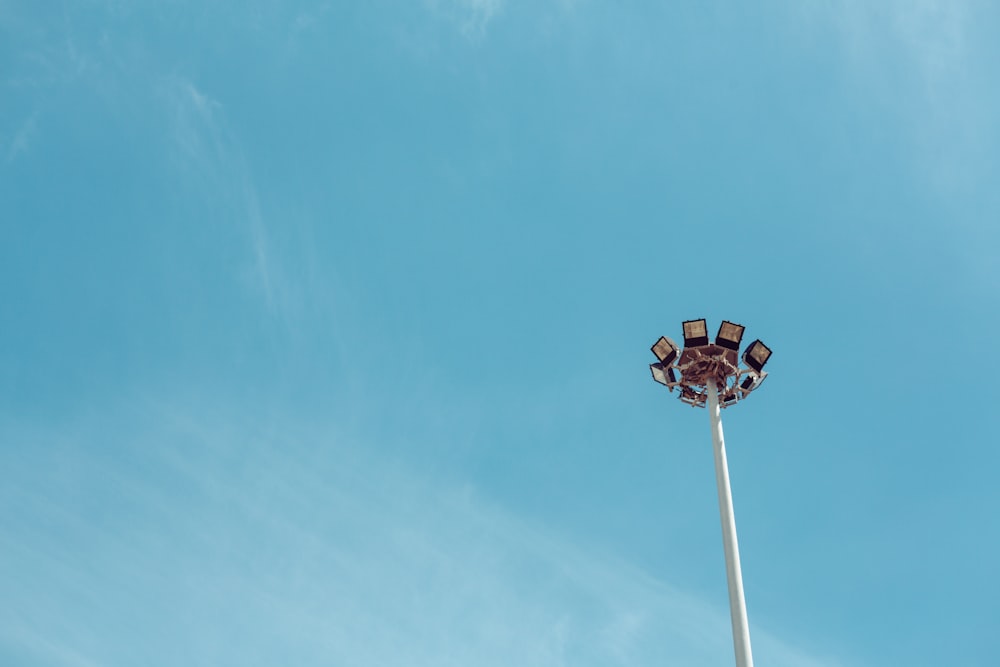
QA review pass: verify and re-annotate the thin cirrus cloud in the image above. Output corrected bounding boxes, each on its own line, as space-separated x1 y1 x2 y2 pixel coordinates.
159 75 287 319
0 402 847 667
824 0 970 83
425 0 506 36
808 0 993 184
5 113 37 164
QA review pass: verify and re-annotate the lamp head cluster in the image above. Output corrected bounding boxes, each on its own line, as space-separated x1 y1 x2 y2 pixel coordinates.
649 319 771 408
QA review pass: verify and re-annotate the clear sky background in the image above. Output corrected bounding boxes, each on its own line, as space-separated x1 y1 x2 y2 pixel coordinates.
2 1 999 665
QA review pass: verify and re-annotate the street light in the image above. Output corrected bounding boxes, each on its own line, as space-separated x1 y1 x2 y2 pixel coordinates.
648 319 772 667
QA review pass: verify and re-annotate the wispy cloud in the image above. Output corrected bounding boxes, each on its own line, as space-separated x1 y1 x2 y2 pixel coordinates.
159 75 287 320
425 0 505 38
820 0 975 118
806 0 992 190
5 113 37 163
0 401 850 667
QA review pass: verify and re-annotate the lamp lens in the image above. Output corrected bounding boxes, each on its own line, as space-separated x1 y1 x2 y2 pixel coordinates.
749 341 771 366
651 337 678 364
718 321 744 344
684 320 707 339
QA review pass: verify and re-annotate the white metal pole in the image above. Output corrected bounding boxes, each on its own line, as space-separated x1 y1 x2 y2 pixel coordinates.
705 380 754 667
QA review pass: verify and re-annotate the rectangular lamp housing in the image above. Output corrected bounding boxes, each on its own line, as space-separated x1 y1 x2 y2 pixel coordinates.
743 340 772 372
651 336 679 365
715 320 745 351
682 319 709 347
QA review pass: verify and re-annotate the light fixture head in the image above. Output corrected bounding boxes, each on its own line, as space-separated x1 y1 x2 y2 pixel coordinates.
742 340 772 372
649 320 770 408
715 320 745 351
739 371 767 395
682 319 709 347
650 363 677 390
651 336 680 365
679 385 705 406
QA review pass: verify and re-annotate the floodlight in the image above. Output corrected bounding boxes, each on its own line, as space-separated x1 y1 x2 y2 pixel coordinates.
680 386 703 405
649 319 771 406
650 363 677 390
742 340 772 372
682 319 709 347
715 321 745 351
651 336 679 365
739 372 767 395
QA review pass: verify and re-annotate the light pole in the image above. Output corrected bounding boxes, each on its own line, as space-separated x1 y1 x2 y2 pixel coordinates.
649 319 772 667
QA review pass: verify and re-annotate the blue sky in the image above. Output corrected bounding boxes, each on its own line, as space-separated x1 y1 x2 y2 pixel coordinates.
2 1 999 665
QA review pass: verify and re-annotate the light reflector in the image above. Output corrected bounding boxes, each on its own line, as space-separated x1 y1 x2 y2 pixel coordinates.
651 336 679 365
682 319 709 347
743 340 772 372
650 363 677 391
715 320 745 351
